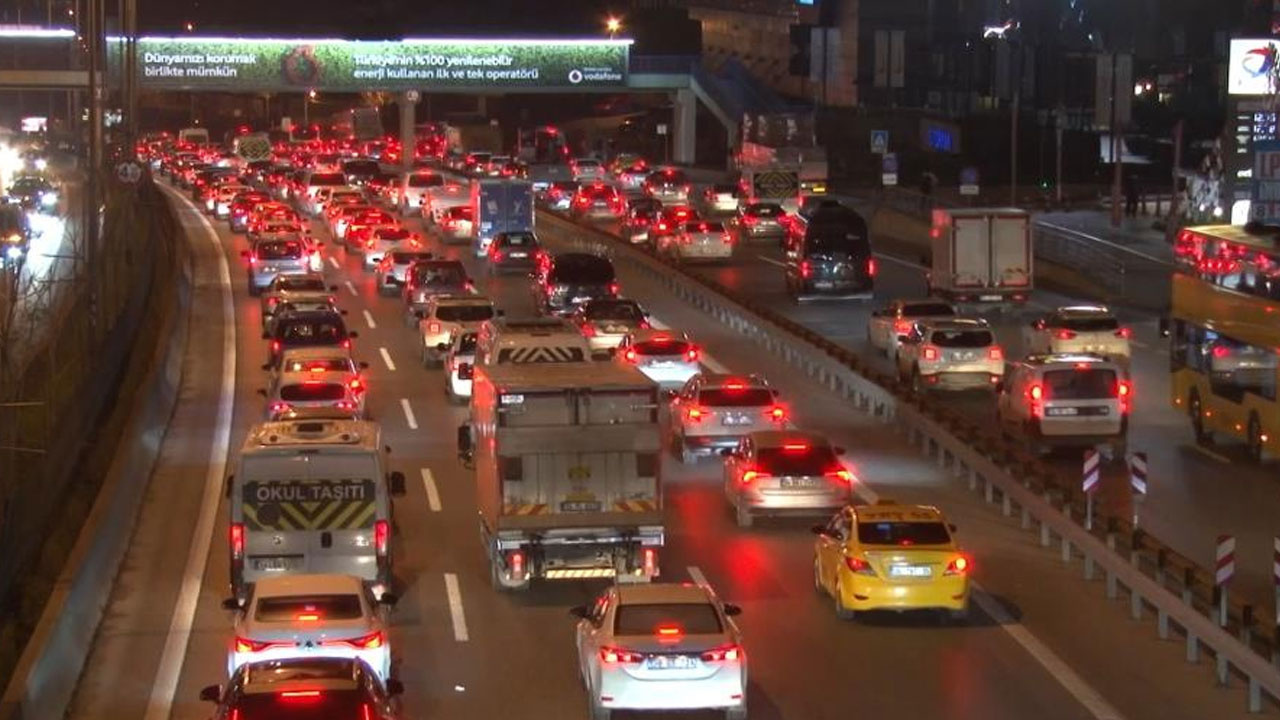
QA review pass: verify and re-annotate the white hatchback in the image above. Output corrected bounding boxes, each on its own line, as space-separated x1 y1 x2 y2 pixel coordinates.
1024 305 1132 364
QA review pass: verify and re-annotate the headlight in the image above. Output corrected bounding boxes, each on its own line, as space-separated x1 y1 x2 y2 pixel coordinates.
40 191 57 207
5 245 23 260
34 158 48 171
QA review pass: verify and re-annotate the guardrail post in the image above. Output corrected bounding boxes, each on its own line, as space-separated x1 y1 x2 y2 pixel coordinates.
984 476 994 505
1184 569 1199 663
1242 605 1254 649
968 467 978 492
1084 550 1095 581
1130 531 1145 620
1249 675 1262 713
1105 529 1118 599
1040 492 1053 547
1001 490 1012 518
1020 502 1031 530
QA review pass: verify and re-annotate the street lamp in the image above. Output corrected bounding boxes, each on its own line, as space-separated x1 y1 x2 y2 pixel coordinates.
304 89 316 126
605 16 621 39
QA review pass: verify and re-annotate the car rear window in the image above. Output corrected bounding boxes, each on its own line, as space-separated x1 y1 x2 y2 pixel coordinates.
757 445 839 475
278 277 326 292
1042 368 1118 400
711 184 737 194
446 206 473 219
254 594 363 622
282 358 349 373
307 172 344 186
650 170 688 185
550 256 614 284
698 387 773 406
902 303 955 317
280 319 345 344
685 221 725 233
257 241 303 260
806 226 870 256
614 603 722 636
233 690 367 719
411 263 467 286
279 383 346 402
374 228 412 241
582 185 617 199
584 302 643 321
497 232 536 247
1057 315 1119 332
857 521 951 546
408 174 442 187
391 251 432 264
436 305 495 322
342 160 380 176
634 338 692 356
930 329 994 348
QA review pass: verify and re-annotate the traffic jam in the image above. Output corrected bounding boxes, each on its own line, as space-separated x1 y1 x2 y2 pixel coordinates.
136 121 1141 720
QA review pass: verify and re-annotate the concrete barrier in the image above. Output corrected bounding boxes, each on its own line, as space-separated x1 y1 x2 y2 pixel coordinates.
0 208 194 720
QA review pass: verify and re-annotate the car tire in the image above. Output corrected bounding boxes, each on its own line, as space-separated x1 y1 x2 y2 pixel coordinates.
725 705 748 720
1189 391 1211 445
948 604 970 624
1248 413 1265 463
734 502 754 529
833 579 856 621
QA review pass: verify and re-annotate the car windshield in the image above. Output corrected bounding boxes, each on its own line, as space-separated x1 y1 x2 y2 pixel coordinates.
390 252 432 264
256 241 303 260
698 387 773 407
902 303 955 317
1042 368 1117 400
277 277 326 292
280 319 345 344
374 228 411 241
1057 315 1119 332
411 264 466 286
436 305 494 322
613 603 722 636
408 174 442 187
497 233 536 248
711 184 737 194
585 302 643 321
745 204 783 218
279 383 346 401
233 691 368 719
550 256 614 284
757 445 840 475
930 329 994 348
634 338 691 356
342 160 379 176
582 185 616 199
857 520 951 545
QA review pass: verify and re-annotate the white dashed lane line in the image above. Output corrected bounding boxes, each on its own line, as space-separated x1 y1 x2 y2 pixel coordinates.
345 280 359 296
328 256 341 270
400 398 418 430
380 347 397 371
444 573 470 642
420 468 442 512
363 309 377 329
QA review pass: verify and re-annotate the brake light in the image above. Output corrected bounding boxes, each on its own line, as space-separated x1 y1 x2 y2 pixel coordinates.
800 260 812 279
1115 327 1132 339
1027 384 1044 401
827 468 854 483
685 346 700 362
623 348 637 363
600 647 643 663
230 522 245 559
609 281 620 295
866 257 877 276
782 441 809 451
894 319 912 334
374 519 389 557
685 407 705 422
508 550 525 579
944 556 970 575
844 556 876 575
1054 329 1077 340
988 346 1004 361
279 690 323 701
295 612 321 622
271 340 281 355
768 406 787 422
701 644 742 662
581 324 596 337
741 469 766 484
321 630 385 650
1212 345 1230 359
1118 379 1133 413
656 624 682 637
742 215 758 226
920 345 939 361
348 377 363 393
234 636 291 653
342 338 352 350
642 547 657 576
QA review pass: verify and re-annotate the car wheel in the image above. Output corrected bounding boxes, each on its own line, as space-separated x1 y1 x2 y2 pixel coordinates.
833 579 856 621
734 502 754 529
725 704 748 720
1248 413 1265 463
948 603 970 624
1189 391 1211 445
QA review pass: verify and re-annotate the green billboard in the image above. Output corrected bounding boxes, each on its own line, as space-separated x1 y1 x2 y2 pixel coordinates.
136 37 630 91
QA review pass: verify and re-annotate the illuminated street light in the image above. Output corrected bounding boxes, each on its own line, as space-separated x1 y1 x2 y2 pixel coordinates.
184 21 194 32
605 16 622 39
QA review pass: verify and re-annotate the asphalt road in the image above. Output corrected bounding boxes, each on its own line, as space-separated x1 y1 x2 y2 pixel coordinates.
66 182 1257 720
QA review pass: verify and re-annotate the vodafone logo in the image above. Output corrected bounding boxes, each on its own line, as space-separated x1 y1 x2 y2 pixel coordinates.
567 69 584 84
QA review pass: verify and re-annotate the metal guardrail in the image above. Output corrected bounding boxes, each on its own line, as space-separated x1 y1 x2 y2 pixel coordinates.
1033 220 1174 303
539 208 1280 712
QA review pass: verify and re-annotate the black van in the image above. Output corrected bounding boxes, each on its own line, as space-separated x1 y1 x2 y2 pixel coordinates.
783 202 874 301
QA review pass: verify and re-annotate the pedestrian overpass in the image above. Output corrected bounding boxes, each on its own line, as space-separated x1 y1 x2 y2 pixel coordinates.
2 33 739 164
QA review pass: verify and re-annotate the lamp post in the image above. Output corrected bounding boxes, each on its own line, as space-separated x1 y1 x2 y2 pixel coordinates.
605 17 621 39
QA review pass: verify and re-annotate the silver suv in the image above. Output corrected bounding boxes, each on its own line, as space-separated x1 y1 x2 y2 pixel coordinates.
997 353 1130 459
667 373 789 463
896 318 1004 393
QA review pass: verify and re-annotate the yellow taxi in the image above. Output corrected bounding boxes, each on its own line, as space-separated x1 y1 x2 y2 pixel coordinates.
812 501 970 621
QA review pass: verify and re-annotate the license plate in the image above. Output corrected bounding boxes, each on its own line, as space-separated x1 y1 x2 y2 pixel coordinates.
645 655 698 671
979 294 1003 301
721 415 751 426
889 565 932 578
812 281 834 289
572 296 591 304
510 251 528 258
1045 407 1079 416
648 360 674 368
252 556 301 572
560 501 602 512
780 477 821 488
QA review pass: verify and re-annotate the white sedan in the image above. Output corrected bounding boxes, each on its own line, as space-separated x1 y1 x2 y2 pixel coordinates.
616 329 703 390
657 221 735 264
573 582 747 720
226 573 396 682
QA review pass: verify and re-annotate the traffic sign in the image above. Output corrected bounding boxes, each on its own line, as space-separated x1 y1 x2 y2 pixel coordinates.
1216 534 1236 586
870 130 888 155
405 89 421 102
754 170 799 199
959 166 979 196
880 152 898 186
115 161 142 184
1128 452 1147 495
1081 448 1100 493
656 123 668 136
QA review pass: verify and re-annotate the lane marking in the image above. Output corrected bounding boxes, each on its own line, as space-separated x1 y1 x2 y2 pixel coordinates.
687 565 710 587
872 251 928 271
755 254 786 269
400 398 418 430
380 347 397 371
1190 444 1230 464
345 280 358 297
848 469 1125 720
328 255 341 269
444 573 470 642
420 468 442 512
144 185 237 720
363 309 377 329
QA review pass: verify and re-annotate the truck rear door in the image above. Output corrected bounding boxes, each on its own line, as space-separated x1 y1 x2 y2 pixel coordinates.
991 215 1031 290
952 217 991 288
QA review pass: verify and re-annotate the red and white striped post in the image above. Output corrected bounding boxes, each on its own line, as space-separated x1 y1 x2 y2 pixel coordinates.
1082 449 1101 530
1129 452 1147 527
1216 534 1236 627
1273 537 1280 645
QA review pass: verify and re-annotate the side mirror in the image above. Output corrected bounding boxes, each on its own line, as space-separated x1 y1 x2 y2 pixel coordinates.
239 249 250 260
386 678 405 696
388 471 406 496
496 309 506 317
221 597 244 612
457 423 474 461
199 685 221 703
224 474 234 499
810 524 828 536
834 446 846 456
384 444 392 454
569 604 589 619
722 603 743 617
994 380 1006 393
330 284 339 291
348 331 359 338
378 592 399 608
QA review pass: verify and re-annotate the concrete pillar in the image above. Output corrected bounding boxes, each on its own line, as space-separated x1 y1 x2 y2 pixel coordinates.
673 88 697 166
399 91 416 171
477 95 488 117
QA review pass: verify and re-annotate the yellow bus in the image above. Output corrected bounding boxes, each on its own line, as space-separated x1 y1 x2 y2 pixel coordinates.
1169 224 1280 461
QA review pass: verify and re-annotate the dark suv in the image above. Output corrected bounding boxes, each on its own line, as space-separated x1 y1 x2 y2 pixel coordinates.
402 259 473 321
783 202 874 302
263 309 357 368
533 252 618 316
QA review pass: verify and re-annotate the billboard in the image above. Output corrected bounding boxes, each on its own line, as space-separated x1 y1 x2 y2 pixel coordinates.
1228 39 1280 96
133 37 630 91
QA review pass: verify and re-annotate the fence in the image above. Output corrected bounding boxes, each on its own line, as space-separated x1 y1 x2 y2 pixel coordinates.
1033 220 1175 306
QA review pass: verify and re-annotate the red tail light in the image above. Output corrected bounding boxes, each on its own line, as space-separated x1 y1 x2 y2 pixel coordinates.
866 257 877 276
581 324 596 337
742 215 758 226
374 520 389 557
1054 329 1077 340
1027 383 1044 401
741 469 767 484
342 338 352 350
767 405 787 422
642 547 657 576
321 630 385 650
701 644 742 662
800 260 812 279
348 377 364 393
600 646 643 663
920 345 939 361
988 346 1004 361
827 468 854 483
685 346 700 362
609 281 620 295
1115 327 1132 339
685 406 705 422
230 522 245 559
508 550 525 578
623 348 637 362
844 556 876 575
235 636 291 653
893 319 912 334
1118 379 1133 413
944 556 970 575
278 690 323 702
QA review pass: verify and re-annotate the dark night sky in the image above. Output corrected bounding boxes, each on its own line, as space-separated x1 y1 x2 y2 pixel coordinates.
138 0 623 37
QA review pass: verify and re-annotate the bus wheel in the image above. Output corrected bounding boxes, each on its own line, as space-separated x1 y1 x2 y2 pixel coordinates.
1247 413 1265 463
1189 392 1211 445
